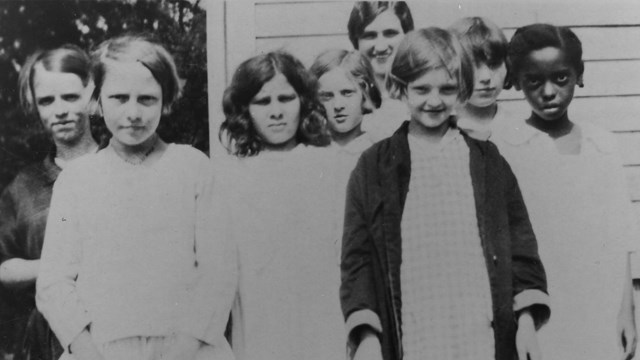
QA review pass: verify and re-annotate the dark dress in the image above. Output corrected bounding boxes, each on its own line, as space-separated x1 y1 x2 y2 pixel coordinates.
0 155 63 360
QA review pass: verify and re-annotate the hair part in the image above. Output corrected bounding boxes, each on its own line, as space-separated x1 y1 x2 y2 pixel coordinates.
220 51 330 157
449 16 511 89
508 23 584 84
18 44 92 119
387 27 474 102
310 48 382 114
347 1 414 49
90 34 181 116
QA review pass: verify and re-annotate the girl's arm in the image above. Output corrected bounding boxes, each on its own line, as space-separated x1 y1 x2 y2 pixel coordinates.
0 258 39 289
178 155 237 346
36 168 92 351
340 156 383 356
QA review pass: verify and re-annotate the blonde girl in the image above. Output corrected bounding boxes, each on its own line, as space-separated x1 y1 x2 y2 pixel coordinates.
36 35 236 360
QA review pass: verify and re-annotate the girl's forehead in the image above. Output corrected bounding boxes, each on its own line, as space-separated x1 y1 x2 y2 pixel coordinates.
319 68 358 88
522 47 573 72
255 72 296 96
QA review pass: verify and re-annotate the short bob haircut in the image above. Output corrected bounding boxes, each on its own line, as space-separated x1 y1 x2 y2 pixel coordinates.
387 27 474 102
18 44 92 119
90 34 181 115
309 49 382 115
347 1 414 49
449 16 511 88
508 23 584 84
220 51 331 157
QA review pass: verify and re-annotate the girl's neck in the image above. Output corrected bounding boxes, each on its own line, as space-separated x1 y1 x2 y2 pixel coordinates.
408 117 451 144
459 102 498 125
263 139 297 153
526 111 573 139
54 133 98 162
332 125 364 147
111 133 165 165
375 73 388 98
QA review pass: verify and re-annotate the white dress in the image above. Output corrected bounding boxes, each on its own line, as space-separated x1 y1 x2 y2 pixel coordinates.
361 96 408 142
215 145 346 360
496 121 636 360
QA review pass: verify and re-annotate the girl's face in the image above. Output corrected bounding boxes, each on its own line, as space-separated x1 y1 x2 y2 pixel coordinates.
32 64 90 145
405 67 459 130
515 46 580 121
249 72 301 151
318 68 365 135
100 61 163 147
358 10 404 79
468 61 507 108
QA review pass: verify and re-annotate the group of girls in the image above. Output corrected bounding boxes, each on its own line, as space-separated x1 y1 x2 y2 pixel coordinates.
1 2 637 360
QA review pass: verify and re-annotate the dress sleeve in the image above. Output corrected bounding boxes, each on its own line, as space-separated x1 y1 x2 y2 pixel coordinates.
177 155 237 346
502 156 551 328
35 167 91 350
0 182 21 267
340 156 383 345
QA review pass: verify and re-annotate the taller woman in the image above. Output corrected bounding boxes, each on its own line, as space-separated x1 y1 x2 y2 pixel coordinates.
0 45 98 360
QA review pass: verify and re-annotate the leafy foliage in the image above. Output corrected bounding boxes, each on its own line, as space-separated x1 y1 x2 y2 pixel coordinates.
0 0 208 190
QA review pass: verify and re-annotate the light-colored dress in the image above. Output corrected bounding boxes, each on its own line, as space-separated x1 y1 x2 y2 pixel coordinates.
401 127 494 360
215 145 346 360
37 144 236 360
496 121 636 360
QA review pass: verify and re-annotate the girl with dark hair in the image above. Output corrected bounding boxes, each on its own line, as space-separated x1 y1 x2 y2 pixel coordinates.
500 23 637 360
347 1 414 141
216 51 344 360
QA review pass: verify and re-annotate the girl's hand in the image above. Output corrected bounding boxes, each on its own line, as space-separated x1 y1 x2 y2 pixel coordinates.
353 330 382 360
69 329 106 360
516 310 541 360
617 309 637 360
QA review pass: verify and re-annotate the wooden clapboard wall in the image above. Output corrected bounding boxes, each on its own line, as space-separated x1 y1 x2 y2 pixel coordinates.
211 0 640 216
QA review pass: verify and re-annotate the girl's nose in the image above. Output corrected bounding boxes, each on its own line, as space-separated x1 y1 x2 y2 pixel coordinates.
270 102 284 119
373 39 389 54
541 81 556 100
125 101 142 121
334 96 346 111
476 64 491 84
426 93 443 108
53 99 69 118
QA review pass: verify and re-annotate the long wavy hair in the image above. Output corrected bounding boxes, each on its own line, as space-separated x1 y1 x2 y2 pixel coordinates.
220 51 330 157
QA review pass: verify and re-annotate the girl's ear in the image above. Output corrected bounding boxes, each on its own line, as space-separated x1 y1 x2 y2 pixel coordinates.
361 94 375 115
577 74 584 88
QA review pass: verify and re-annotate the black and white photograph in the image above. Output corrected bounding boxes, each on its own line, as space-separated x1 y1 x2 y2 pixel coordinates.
1 0 640 359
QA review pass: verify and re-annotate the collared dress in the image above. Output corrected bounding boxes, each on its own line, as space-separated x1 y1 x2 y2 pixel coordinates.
215 145 346 360
495 121 637 360
0 155 63 360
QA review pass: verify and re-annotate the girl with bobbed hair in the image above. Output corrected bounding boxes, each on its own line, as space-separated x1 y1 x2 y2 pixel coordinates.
37 34 236 360
220 51 330 157
215 51 345 360
0 44 98 360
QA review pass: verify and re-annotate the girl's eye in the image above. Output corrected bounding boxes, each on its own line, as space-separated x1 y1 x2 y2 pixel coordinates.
37 96 54 106
556 74 569 83
525 78 541 87
318 92 333 102
251 97 270 106
138 96 158 106
110 94 129 103
440 85 458 96
278 94 297 103
341 89 356 97
360 31 377 41
382 29 400 38
61 94 81 102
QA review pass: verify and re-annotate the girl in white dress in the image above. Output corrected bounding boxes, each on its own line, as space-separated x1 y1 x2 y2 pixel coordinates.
501 23 637 360
218 51 345 360
36 35 236 360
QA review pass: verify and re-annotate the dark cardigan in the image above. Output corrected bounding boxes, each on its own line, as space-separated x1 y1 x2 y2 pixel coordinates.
340 121 549 360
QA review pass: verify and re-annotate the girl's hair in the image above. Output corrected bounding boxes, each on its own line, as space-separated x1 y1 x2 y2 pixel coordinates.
387 27 474 102
220 51 331 157
449 16 511 88
347 1 414 49
309 49 382 115
508 23 584 81
18 44 92 119
90 34 181 115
